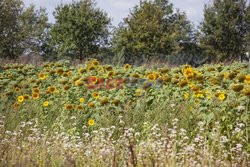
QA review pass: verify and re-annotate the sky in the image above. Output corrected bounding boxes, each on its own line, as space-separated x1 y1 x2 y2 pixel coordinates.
23 0 212 26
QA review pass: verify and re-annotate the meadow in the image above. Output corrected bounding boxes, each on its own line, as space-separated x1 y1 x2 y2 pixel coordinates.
0 60 249 166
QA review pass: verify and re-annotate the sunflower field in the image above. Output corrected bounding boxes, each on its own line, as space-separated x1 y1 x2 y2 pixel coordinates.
0 60 249 166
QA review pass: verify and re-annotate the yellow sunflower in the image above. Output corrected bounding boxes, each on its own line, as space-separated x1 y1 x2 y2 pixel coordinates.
92 92 100 99
147 74 156 81
217 93 227 101
32 93 40 100
79 97 85 103
88 119 95 126
17 96 24 103
89 76 98 84
124 64 131 71
75 80 84 87
244 75 250 84
38 73 47 80
43 101 49 107
88 102 96 108
48 86 57 94
65 104 74 111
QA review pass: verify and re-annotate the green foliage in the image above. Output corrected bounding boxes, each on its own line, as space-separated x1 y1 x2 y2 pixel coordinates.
200 0 249 63
0 0 49 59
50 0 111 60
112 0 195 63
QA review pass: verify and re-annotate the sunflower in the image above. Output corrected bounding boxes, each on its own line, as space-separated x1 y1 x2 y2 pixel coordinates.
217 92 227 101
32 93 40 100
88 119 95 126
15 87 21 93
162 75 171 82
65 104 74 111
245 75 250 84
89 76 98 84
43 101 49 107
38 73 47 80
88 102 96 108
56 68 64 75
75 80 84 87
112 99 120 106
78 68 87 74
100 97 109 106
79 97 85 103
48 86 57 94
184 93 189 99
231 84 244 92
32 87 40 94
124 64 131 71
91 60 100 66
147 74 156 81
106 71 114 78
179 80 188 88
87 65 95 71
23 94 29 100
63 85 70 91
17 96 24 103
135 89 145 97
183 67 195 79
92 92 100 99
243 87 250 96
76 105 84 110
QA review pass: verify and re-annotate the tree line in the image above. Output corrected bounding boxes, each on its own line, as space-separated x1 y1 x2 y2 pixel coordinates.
0 0 249 65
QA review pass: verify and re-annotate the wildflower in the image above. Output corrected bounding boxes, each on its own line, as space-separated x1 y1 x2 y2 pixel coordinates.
79 97 85 103
88 119 95 126
92 92 100 99
17 96 24 103
43 101 49 107
124 64 131 71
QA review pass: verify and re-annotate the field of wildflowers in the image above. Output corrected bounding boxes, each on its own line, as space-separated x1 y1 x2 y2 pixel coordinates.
0 60 249 166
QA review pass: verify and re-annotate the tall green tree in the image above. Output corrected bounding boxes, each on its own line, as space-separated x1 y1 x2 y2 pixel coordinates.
50 0 111 60
0 0 49 59
200 0 249 63
112 0 194 63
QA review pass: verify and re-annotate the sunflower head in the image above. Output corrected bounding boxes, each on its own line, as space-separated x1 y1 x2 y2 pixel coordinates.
243 87 250 96
76 105 84 110
48 86 57 94
17 96 24 103
112 99 120 106
43 101 49 107
75 80 84 87
147 74 156 81
124 64 131 71
245 75 250 84
89 76 98 84
88 119 95 126
100 97 109 106
92 92 100 99
107 71 114 78
23 94 29 100
32 93 40 100
79 97 85 103
63 85 70 91
88 102 96 108
179 80 188 88
65 104 74 111
38 73 47 80
56 68 64 75
231 84 244 92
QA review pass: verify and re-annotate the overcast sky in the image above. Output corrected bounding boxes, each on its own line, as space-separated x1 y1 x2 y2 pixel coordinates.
23 0 213 25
